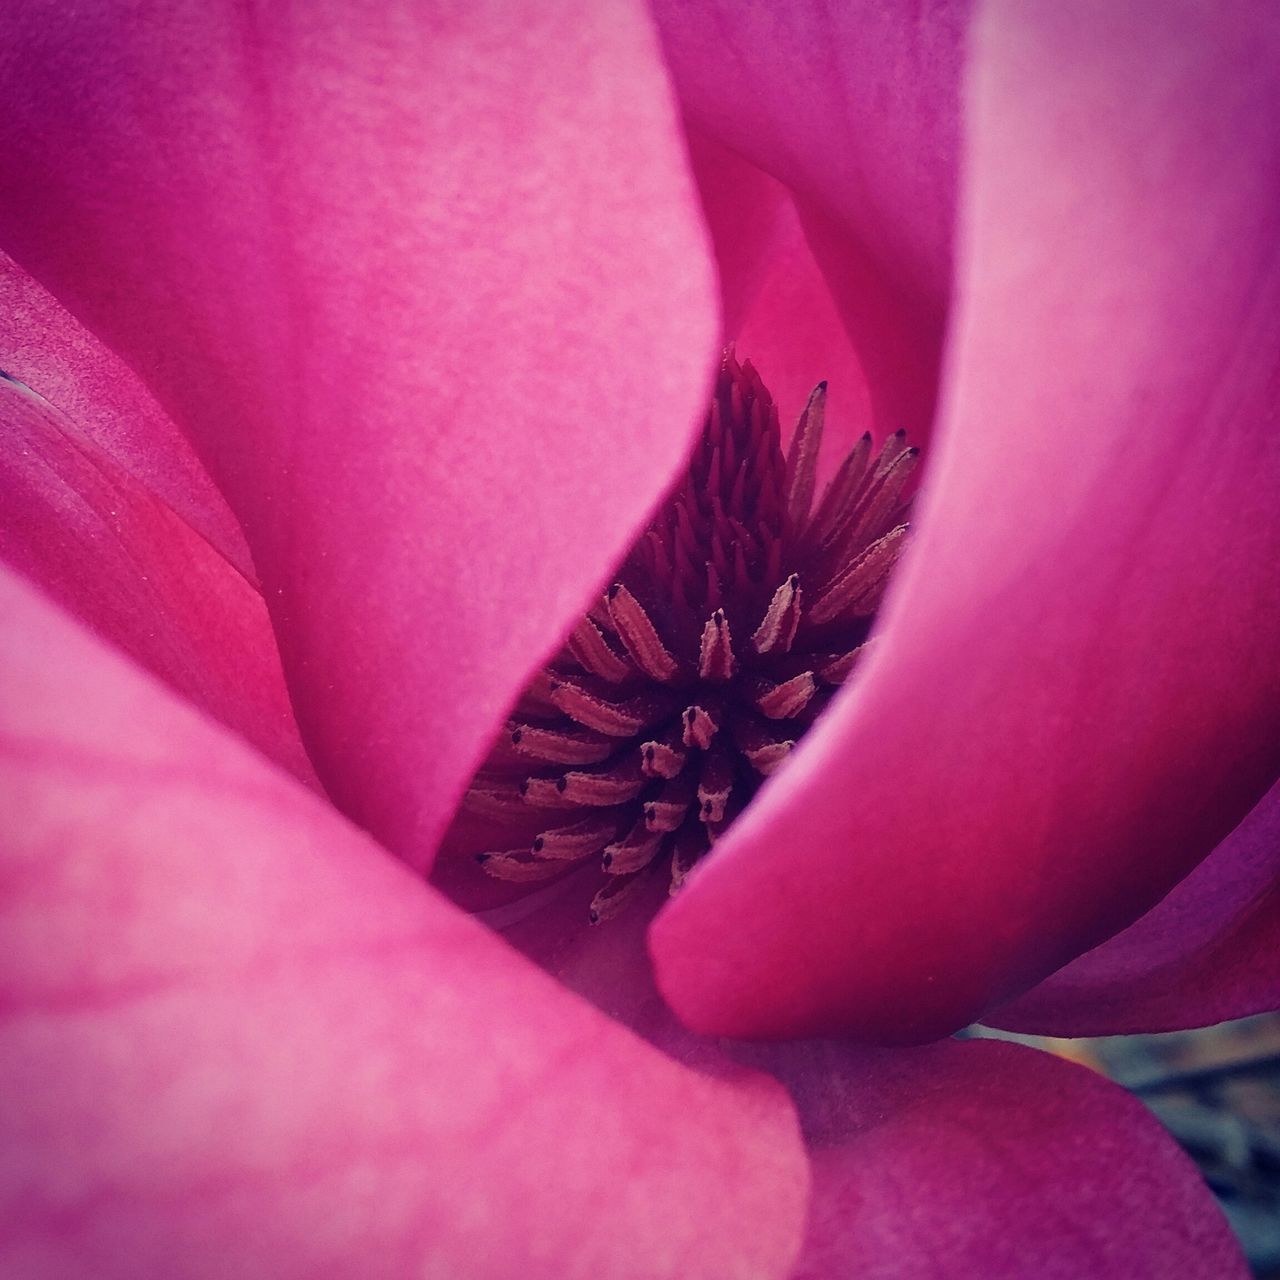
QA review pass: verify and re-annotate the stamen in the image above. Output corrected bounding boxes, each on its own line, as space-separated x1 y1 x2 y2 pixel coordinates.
559 756 647 805
751 573 802 656
566 615 634 684
547 676 673 737
698 609 736 681
466 350 918 920
508 722 615 765
607 583 682 683
749 671 818 720
532 814 626 859
783 382 826 527
682 704 719 749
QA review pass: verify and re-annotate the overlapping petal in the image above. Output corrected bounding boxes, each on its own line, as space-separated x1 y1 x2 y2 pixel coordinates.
652 0 968 435
651 0 1280 1041
780 1039 1245 1279
992 779 1280 1036
0 567 808 1279
499 876 1242 1278
0 372 314 785
0 0 717 870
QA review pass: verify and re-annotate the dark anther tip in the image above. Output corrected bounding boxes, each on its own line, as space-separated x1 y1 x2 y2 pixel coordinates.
816 380 828 391
685 708 695 723
601 852 613 868
518 780 530 796
531 837 544 853
788 572 800 586
555 777 567 792
893 427 907 438
861 431 873 442
607 583 622 600
588 910 601 924
714 608 725 622
474 853 490 863
643 745 654 761
510 729 523 744
907 446 920 457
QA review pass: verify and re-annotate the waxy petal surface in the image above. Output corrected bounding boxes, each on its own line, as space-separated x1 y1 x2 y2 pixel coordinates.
992 778 1280 1036
0 252 251 579
0 375 314 786
653 0 967 434
0 568 807 1279
499 882 1240 1278
652 0 1280 1041
779 1039 1244 1279
0 1 717 870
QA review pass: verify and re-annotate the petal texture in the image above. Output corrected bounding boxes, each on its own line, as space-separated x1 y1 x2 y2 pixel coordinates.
652 0 1280 1041
991 777 1280 1035
0 252 252 579
652 0 968 434
0 0 718 869
498 886 1241 1279
774 1039 1245 1279
0 567 807 1280
0 374 314 785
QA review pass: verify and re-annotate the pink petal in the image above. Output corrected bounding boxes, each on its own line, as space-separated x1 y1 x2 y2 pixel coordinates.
771 1038 1245 1279
652 0 1280 1041
991 777 1280 1036
0 374 315 786
0 1 717 870
499 894 1240 1278
0 567 807 1279
652 0 967 434
0 252 252 580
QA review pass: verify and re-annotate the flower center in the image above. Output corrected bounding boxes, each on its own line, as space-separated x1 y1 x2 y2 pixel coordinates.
464 350 917 922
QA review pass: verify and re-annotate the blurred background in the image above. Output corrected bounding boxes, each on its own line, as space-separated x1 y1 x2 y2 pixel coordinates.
971 1014 1280 1276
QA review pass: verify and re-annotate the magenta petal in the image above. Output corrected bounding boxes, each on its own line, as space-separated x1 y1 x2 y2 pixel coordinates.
0 1 717 870
0 375 315 785
772 1039 1244 1279
992 778 1280 1036
652 0 1280 1041
0 252 252 579
0 568 807 1279
652 0 967 433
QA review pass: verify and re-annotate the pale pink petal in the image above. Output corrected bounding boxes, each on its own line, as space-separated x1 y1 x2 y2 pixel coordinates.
652 0 968 434
771 1039 1245 1279
652 0 1280 1040
0 1 717 870
0 252 252 580
991 778 1280 1035
0 567 807 1279
0 375 315 785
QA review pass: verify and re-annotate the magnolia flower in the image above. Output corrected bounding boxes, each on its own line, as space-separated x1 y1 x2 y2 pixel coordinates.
0 1 1276 1277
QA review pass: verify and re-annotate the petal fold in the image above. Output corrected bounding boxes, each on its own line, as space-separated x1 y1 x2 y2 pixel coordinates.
652 0 968 434
0 567 807 1280
0 0 718 870
991 778 1280 1036
772 1039 1245 1279
651 0 1280 1041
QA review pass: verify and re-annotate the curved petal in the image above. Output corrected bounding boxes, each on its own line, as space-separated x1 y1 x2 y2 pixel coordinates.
0 374 315 786
651 0 1280 1041
0 0 718 870
0 251 252 580
652 0 968 434
499 898 1240 1278
769 1039 1245 1279
991 777 1280 1036
0 567 808 1279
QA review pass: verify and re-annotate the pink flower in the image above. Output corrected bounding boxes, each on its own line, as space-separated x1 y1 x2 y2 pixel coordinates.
0 0 1275 1275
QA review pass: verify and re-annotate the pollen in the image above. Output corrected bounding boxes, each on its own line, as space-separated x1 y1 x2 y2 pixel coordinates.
464 350 917 922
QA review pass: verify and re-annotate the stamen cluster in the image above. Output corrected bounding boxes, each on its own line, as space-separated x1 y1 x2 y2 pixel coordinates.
466 350 916 921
